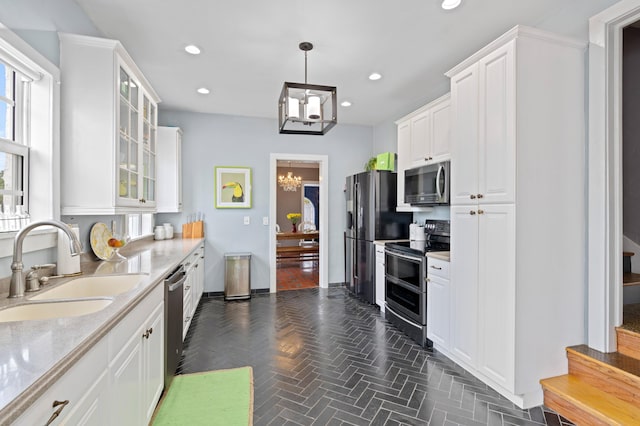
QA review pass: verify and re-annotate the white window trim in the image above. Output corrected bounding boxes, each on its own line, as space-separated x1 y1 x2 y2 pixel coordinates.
0 22 60 256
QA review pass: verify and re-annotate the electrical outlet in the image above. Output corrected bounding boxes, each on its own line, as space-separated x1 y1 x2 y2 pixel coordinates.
263 217 269 225
243 216 250 225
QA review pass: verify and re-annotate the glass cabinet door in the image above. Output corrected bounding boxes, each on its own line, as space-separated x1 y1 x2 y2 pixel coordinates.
142 95 156 203
118 66 140 203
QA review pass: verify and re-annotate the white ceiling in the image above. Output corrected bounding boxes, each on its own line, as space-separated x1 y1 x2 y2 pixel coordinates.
74 0 616 127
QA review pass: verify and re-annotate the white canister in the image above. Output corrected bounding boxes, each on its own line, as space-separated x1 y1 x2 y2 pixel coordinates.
163 223 174 239
409 223 417 241
154 226 166 240
414 225 426 241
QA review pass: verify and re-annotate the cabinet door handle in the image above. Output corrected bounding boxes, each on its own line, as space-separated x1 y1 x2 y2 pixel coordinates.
143 330 149 339
46 399 69 425
470 210 476 215
185 285 191 291
185 316 191 323
478 209 484 215
430 265 442 270
148 327 153 335
470 194 476 199
477 194 484 199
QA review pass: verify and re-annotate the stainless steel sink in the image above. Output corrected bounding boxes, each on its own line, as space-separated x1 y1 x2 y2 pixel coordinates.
0 299 113 323
30 274 146 301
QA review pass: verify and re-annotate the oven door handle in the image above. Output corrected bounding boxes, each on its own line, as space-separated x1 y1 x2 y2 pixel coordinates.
385 249 423 263
387 275 423 293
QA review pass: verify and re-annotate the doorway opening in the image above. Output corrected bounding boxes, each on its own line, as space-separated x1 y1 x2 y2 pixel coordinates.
276 163 320 291
269 154 329 293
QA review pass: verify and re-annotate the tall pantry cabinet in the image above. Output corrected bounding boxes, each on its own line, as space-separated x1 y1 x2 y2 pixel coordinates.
59 33 160 215
445 26 587 408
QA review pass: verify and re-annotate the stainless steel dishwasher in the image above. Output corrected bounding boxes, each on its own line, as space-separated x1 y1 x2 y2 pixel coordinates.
164 265 186 389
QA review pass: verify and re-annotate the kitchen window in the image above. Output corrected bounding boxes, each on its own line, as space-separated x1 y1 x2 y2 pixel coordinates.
0 22 60 257
0 60 30 232
127 213 154 239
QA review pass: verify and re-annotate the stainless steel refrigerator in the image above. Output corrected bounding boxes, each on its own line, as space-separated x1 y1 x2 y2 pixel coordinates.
345 170 412 303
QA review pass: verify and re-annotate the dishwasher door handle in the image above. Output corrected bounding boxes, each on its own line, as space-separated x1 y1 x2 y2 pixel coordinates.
167 274 186 292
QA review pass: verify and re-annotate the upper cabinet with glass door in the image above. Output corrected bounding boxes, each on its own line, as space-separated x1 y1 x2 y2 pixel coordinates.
59 33 160 215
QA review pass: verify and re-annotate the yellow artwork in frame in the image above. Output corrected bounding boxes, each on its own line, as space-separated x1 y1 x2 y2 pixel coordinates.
215 166 252 208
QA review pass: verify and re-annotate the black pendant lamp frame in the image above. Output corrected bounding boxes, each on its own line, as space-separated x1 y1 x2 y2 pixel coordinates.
278 42 337 135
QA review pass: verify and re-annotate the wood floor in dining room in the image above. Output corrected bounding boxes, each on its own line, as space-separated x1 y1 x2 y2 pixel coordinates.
277 259 319 291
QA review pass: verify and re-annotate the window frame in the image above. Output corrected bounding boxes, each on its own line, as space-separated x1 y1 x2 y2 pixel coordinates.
0 21 60 255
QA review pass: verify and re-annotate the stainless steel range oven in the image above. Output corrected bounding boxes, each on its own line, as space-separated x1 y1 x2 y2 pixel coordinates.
385 220 450 347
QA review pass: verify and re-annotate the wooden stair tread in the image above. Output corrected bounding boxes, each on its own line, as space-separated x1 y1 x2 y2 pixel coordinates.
568 344 640 377
541 375 640 425
623 272 640 287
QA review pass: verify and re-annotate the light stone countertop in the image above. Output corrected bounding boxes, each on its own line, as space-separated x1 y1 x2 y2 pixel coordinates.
0 236 204 424
373 239 409 246
426 251 450 262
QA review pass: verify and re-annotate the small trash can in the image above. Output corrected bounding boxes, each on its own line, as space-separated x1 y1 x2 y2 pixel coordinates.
224 252 251 300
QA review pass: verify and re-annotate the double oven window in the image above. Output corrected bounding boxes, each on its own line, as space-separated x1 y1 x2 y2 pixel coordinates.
385 250 426 323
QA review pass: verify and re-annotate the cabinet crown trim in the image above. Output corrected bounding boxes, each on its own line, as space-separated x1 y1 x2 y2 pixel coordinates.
394 92 451 124
58 32 161 103
445 25 586 78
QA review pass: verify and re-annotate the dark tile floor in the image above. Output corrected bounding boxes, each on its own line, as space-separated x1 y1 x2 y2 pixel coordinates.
177 287 573 426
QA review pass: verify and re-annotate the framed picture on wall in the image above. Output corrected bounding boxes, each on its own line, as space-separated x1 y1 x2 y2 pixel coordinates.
215 166 252 208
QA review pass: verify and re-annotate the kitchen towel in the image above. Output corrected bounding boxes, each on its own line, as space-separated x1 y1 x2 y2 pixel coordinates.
151 366 253 425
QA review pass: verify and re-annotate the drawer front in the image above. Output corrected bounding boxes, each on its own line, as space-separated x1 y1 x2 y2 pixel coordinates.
427 258 449 279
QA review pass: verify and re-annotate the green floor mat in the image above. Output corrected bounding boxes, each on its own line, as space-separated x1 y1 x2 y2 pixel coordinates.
151 367 253 425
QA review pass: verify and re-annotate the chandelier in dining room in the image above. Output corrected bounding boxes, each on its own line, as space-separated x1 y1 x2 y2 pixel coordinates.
278 171 302 191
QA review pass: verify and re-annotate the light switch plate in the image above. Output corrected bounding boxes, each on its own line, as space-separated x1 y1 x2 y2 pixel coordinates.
262 217 269 225
243 216 250 225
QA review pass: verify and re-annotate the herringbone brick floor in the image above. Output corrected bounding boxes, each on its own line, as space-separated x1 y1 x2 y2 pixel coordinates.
177 287 573 426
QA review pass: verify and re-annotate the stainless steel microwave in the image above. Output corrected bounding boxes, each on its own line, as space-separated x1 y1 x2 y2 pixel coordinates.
404 161 450 206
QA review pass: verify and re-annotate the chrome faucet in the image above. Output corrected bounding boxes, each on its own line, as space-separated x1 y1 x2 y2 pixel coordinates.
8 220 82 298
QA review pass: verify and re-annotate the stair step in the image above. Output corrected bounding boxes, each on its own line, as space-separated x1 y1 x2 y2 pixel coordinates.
566 345 640 406
541 375 640 425
618 327 640 360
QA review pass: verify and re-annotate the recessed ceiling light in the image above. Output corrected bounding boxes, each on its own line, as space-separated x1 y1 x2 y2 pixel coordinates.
341 101 352 107
441 0 461 10
369 72 382 81
197 87 210 94
185 45 201 55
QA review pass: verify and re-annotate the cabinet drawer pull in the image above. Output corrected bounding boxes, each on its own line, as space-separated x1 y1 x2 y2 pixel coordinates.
185 316 191 323
477 194 484 199
470 194 476 199
478 209 484 215
430 265 442 270
470 210 476 215
184 285 191 291
143 330 150 339
45 399 69 425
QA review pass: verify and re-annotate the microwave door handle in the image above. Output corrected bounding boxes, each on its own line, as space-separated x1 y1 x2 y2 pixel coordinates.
436 165 444 199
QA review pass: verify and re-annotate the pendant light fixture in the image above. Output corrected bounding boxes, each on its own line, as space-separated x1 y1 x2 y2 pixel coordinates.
278 162 302 191
278 42 337 135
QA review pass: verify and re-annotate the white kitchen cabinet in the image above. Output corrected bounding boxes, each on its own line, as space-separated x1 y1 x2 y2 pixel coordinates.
374 243 386 313
108 284 164 425
450 42 515 206
13 339 109 426
157 126 183 213
396 120 412 211
183 245 204 339
59 33 160 215
446 26 587 408
395 94 450 211
426 257 450 350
